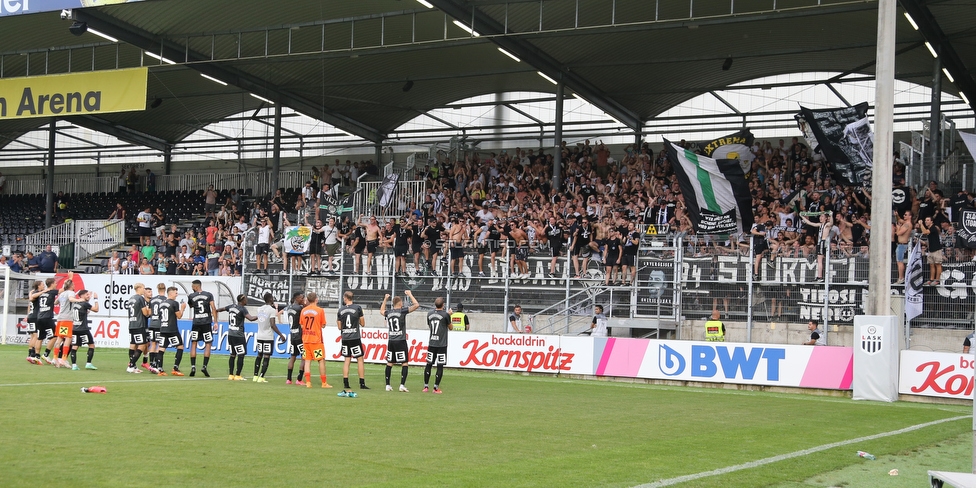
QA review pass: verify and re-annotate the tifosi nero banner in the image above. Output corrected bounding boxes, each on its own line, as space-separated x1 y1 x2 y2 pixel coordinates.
0 68 147 120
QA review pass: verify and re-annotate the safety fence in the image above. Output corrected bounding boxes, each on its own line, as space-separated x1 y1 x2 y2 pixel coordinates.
351 180 427 220
25 219 124 268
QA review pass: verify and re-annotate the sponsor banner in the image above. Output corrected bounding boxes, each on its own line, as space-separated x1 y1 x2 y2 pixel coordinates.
0 0 144 17
899 350 975 400
0 68 147 120
322 327 594 375
597 338 853 389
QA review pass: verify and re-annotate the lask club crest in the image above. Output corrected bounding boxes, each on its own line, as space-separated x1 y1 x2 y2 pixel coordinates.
860 325 882 355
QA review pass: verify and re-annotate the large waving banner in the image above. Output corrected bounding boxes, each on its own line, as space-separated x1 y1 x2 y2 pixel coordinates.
665 140 753 234
795 103 873 186
701 129 755 174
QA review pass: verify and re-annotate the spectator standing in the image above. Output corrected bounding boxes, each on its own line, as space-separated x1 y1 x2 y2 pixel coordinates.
126 167 138 194
118 169 127 193
704 310 725 342
203 185 218 220
137 207 152 246
450 302 470 331
9 253 24 273
38 245 58 273
590 304 608 337
963 331 975 353
507 305 523 333
804 320 825 345
145 169 156 193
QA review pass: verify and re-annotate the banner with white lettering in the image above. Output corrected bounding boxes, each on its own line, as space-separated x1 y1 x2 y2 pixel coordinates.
795 103 873 186
899 350 974 400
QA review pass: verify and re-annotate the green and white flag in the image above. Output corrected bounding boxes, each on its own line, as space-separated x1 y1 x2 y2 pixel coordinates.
283 226 312 255
665 140 753 234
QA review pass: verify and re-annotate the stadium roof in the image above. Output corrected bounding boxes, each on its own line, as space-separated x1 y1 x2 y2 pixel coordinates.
0 0 973 152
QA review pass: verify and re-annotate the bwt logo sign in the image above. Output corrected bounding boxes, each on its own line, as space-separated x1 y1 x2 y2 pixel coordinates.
658 344 786 381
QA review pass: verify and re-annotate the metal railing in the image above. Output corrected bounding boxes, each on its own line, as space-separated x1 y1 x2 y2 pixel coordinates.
353 180 426 219
25 221 75 253
3 171 317 198
75 219 125 267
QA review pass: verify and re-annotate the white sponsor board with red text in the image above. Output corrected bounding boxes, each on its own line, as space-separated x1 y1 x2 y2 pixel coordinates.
323 328 594 375
899 350 975 399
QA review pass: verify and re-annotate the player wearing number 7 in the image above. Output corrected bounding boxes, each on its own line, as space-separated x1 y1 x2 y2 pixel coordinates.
299 292 332 389
187 280 218 377
380 289 420 392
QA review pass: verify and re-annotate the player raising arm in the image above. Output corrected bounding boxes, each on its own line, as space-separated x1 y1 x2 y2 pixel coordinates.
380 289 420 392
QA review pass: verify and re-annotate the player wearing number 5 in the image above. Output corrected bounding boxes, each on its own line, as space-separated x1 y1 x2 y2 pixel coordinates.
424 297 451 394
380 290 420 392
299 292 332 389
338 291 370 390
187 280 218 377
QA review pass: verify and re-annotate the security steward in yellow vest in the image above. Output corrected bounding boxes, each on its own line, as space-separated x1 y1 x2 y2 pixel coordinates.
704 310 725 342
450 303 470 331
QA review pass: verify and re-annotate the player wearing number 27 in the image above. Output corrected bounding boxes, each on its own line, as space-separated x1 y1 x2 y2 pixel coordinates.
380 289 420 392
300 292 332 389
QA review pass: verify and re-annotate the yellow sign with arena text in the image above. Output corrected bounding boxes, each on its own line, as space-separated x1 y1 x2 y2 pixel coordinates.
0 68 147 120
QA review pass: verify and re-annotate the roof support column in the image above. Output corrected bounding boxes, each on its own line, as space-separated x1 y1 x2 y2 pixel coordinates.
271 104 282 195
45 121 55 229
867 0 895 317
163 146 172 176
375 144 383 172
552 82 564 192
929 54 942 170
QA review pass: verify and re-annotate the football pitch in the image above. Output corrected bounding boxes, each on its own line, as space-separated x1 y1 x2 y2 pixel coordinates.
0 345 971 487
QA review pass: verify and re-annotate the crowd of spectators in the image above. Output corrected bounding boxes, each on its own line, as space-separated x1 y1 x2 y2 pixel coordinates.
85 136 976 283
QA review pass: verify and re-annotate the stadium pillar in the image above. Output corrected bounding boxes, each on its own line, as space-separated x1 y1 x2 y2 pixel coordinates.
45 120 56 229
163 146 172 176
866 0 895 316
552 82 564 192
271 104 282 195
929 55 942 171
374 144 382 169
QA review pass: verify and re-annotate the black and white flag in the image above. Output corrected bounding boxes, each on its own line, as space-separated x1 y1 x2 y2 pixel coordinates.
665 140 753 234
795 102 873 186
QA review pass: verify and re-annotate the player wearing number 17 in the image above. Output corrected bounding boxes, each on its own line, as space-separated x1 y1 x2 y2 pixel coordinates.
380 289 419 392
424 297 451 394
299 292 332 389
187 280 218 377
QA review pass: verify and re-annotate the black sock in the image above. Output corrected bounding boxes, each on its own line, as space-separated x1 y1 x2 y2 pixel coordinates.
435 365 443 388
131 349 142 367
174 349 183 369
141 353 148 364
287 368 294 381
236 355 245 376
385 366 392 386
158 351 165 370
128 349 135 367
260 356 270 377
360 377 367 387
70 349 77 365
150 352 157 368
191 356 197 367
254 356 261 376
44 348 51 357
343 377 350 388
87 348 95 364
229 356 236 375
203 355 210 367
424 364 432 385
29 347 35 356
401 366 409 386
297 366 304 381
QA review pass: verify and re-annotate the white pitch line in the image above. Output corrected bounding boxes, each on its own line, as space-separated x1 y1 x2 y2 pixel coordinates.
635 414 971 488
0 377 223 387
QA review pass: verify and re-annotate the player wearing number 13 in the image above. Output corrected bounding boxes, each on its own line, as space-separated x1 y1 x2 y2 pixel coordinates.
187 280 218 377
424 297 451 394
380 289 419 392
338 291 369 390
299 292 332 389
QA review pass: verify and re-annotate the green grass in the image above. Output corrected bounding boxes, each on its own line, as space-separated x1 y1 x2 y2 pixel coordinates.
0 345 971 487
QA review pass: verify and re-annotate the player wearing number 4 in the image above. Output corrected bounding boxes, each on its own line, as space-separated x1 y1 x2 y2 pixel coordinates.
253 293 286 383
338 291 370 390
300 292 332 388
187 280 218 377
424 297 451 393
221 294 257 380
380 290 419 392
